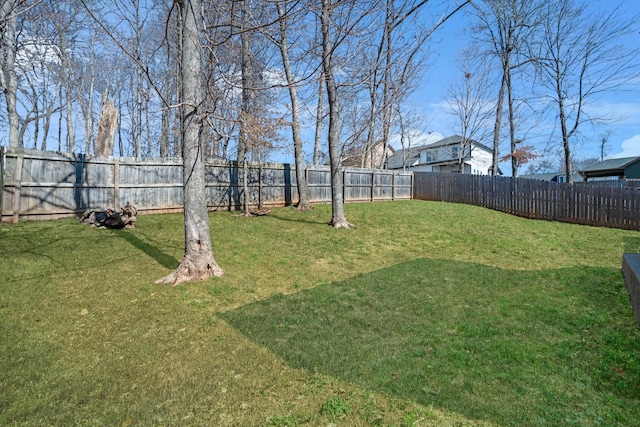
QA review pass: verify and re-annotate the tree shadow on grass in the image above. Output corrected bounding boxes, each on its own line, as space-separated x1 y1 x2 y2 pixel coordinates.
267 210 328 226
112 229 179 270
220 258 640 427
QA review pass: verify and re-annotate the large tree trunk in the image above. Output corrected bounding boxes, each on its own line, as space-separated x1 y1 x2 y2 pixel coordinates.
134 0 143 160
275 1 311 211
0 0 20 150
491 72 506 176
558 97 573 183
321 0 351 228
313 70 325 166
506 66 518 177
239 0 251 216
379 0 394 170
156 0 223 286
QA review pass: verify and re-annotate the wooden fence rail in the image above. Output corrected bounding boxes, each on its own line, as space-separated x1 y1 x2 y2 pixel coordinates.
414 172 640 230
0 148 412 223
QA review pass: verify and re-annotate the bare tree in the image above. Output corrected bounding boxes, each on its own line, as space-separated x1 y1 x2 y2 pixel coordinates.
273 0 312 211
536 0 640 182
598 130 612 162
156 0 224 285
238 0 253 215
374 0 469 170
320 0 351 228
313 69 325 165
229 0 284 215
472 0 542 176
0 0 23 150
447 49 494 173
338 0 469 170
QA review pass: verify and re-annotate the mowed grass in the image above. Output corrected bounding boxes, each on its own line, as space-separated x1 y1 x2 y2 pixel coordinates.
1 200 639 426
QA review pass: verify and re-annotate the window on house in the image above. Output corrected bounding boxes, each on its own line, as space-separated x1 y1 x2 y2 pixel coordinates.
451 146 459 159
425 151 435 162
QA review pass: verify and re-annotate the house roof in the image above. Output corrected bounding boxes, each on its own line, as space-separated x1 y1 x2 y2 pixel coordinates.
427 135 493 153
386 145 425 169
519 172 562 181
580 156 640 173
519 171 584 182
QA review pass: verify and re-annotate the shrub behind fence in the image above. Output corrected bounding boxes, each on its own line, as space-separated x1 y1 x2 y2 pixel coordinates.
414 172 640 230
0 148 412 223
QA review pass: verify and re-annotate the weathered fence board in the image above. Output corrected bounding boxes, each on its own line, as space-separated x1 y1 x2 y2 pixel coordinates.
0 149 412 223
414 172 640 230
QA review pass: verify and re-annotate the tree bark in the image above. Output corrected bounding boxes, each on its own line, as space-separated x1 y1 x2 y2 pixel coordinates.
491 72 506 176
313 70 325 165
321 0 351 228
156 0 223 286
506 60 518 177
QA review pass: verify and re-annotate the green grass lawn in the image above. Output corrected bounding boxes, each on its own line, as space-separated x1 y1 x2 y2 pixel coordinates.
1 200 639 426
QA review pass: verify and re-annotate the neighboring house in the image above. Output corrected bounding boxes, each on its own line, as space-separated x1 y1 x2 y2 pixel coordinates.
519 171 584 183
342 141 395 169
578 156 640 181
386 135 494 175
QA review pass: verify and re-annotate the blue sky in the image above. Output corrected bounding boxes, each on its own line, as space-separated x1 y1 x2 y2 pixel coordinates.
403 0 640 167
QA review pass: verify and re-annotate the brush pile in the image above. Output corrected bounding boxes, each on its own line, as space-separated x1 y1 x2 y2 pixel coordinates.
79 202 137 229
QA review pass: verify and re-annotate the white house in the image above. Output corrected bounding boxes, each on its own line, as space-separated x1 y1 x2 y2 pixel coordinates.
386 135 494 175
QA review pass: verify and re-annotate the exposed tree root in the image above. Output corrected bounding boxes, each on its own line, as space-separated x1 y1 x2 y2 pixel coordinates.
296 201 313 212
237 208 271 218
155 256 224 286
328 217 354 229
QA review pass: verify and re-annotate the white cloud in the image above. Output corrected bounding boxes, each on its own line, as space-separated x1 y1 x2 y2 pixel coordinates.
590 101 640 126
16 41 60 70
388 130 444 150
610 134 640 158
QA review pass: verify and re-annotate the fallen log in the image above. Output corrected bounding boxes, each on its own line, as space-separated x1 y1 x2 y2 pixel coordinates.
80 202 137 229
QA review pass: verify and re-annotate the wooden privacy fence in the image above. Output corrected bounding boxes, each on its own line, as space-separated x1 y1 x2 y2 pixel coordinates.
0 148 412 223
414 172 640 230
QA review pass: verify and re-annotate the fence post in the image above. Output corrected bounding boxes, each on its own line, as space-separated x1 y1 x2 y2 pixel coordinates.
258 163 263 208
113 159 120 209
392 171 396 201
12 152 23 223
371 170 375 201
411 171 414 200
342 168 346 203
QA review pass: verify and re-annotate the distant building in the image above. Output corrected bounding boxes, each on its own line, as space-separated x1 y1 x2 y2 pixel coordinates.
386 135 494 175
519 171 584 183
342 141 394 169
578 156 640 181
